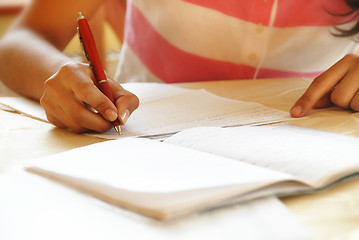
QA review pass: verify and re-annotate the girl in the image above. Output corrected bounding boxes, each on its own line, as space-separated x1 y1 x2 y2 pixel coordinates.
0 0 358 133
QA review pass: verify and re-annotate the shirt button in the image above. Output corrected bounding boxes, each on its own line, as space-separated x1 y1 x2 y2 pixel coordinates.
256 23 264 33
248 53 258 62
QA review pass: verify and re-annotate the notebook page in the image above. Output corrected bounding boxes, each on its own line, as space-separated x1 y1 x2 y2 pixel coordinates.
0 83 192 123
0 97 47 122
0 83 291 139
26 138 294 193
165 125 359 187
118 90 289 135
98 89 291 138
0 171 312 240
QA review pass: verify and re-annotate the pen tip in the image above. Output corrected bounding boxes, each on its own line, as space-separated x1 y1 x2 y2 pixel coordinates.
114 125 122 135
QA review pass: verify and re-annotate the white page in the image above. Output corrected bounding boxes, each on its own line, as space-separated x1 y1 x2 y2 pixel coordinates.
0 83 291 139
0 171 312 240
26 137 304 220
27 137 294 193
122 82 193 102
0 83 191 123
109 89 291 138
0 96 47 121
165 125 359 187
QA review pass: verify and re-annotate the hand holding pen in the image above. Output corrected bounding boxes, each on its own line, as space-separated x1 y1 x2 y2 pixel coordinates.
77 12 122 134
39 14 139 134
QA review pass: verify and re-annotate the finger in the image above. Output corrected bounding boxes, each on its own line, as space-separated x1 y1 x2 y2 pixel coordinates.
58 62 119 123
109 80 140 124
329 66 359 109
61 94 114 132
71 80 119 123
42 85 112 133
290 54 354 117
41 96 89 133
47 112 90 134
45 112 67 129
349 90 359 111
312 91 333 109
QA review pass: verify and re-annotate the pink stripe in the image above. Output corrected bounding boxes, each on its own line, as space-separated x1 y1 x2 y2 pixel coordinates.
126 3 256 82
275 0 355 27
183 0 354 27
125 3 324 83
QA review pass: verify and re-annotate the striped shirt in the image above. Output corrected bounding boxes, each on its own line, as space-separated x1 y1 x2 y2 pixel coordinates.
115 0 359 83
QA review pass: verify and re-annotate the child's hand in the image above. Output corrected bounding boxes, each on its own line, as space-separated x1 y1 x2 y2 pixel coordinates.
40 62 139 133
291 54 359 117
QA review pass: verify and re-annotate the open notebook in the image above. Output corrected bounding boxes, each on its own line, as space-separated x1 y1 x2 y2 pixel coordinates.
26 124 359 220
0 83 292 139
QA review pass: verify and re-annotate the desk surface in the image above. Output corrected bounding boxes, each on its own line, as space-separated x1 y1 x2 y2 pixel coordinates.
2 78 359 239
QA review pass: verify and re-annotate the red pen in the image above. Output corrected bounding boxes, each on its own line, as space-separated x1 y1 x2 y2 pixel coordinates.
77 12 121 134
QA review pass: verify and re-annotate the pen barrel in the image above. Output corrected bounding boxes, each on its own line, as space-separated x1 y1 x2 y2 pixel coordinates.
98 81 115 103
78 18 111 100
78 14 121 128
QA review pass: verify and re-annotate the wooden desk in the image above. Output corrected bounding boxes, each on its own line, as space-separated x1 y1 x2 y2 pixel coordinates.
1 78 359 239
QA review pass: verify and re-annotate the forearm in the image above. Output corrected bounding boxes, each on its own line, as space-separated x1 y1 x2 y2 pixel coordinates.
0 29 75 101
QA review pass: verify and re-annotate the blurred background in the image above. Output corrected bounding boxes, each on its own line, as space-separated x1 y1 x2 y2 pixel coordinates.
0 0 122 78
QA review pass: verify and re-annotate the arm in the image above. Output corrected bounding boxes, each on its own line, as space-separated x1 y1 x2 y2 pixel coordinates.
105 0 126 43
290 1 359 117
0 0 139 133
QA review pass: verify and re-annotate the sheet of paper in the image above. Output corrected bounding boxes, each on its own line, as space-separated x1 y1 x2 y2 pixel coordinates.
0 82 292 139
27 137 293 193
0 171 312 240
103 89 292 138
0 83 191 122
165 125 359 187
0 96 47 122
99 83 292 138
122 82 193 102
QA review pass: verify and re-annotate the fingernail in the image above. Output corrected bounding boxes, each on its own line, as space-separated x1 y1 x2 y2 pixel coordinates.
120 109 130 124
290 105 302 117
105 109 118 122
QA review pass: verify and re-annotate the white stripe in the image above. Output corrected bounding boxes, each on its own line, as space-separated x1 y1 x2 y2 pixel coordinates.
254 0 278 78
115 43 163 83
131 0 266 67
264 25 358 71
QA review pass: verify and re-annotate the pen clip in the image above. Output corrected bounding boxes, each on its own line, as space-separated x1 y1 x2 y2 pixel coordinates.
77 27 91 66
